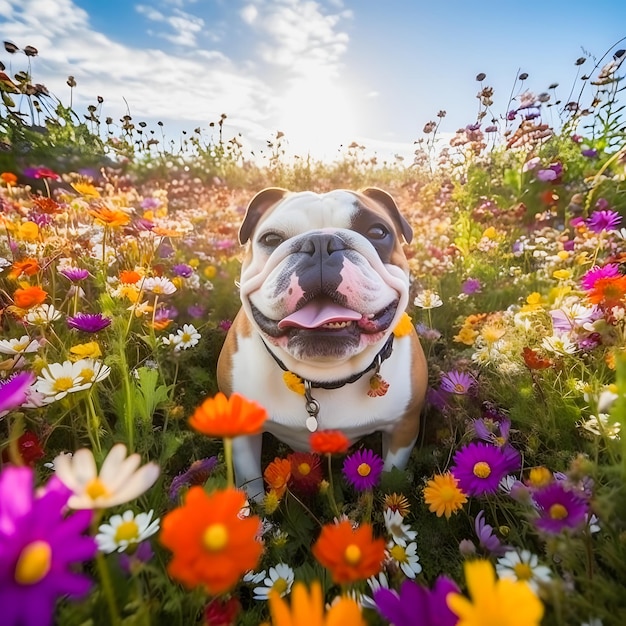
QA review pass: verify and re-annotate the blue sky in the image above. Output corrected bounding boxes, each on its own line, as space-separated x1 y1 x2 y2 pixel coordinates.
1 0 624 161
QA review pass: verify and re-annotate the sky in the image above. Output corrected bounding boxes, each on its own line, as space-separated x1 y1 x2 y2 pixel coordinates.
0 0 625 163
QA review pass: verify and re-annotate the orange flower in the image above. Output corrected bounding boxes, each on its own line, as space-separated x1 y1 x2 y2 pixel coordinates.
119 269 142 284
1 172 17 185
13 285 47 309
160 486 263 594
32 196 62 214
288 451 323 496
189 392 268 438
312 521 385 584
88 205 132 228
522 347 552 370
264 457 291 498
8 258 40 280
310 430 350 455
587 275 626 308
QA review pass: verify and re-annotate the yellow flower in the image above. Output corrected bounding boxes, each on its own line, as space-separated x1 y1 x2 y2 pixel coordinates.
447 559 544 626
520 292 543 312
204 265 217 279
392 312 414 337
552 269 571 280
69 341 102 361
283 371 305 395
482 226 498 239
527 467 552 488
454 326 478 345
71 181 100 198
423 472 468 519
269 581 365 626
17 221 39 241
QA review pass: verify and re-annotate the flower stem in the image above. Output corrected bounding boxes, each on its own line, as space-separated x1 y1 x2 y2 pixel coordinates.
224 437 234 488
95 552 122 626
326 454 342 519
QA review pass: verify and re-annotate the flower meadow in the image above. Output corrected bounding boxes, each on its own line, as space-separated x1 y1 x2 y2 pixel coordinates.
1 42 626 626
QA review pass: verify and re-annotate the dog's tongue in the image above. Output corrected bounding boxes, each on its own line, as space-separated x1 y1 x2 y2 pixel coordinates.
278 301 361 330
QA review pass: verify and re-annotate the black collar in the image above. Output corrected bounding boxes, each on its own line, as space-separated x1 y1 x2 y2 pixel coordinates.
261 334 395 390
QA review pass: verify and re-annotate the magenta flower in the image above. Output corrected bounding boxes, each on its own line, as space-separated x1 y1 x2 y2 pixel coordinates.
0 466 96 626
581 264 620 291
67 312 111 333
440 370 475 395
0 371 35 414
59 267 89 282
532 481 589 534
374 576 459 626
451 442 508 496
586 209 622 233
342 449 384 491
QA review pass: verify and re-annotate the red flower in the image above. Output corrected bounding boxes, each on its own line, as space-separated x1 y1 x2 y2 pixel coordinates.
204 596 241 626
288 452 323 497
522 347 553 370
2 431 45 465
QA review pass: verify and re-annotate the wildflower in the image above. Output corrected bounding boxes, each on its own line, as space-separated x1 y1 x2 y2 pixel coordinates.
160 486 263 594
587 275 626 308
313 521 385 584
189 392 268 438
13 285 47 309
252 563 295 600
8 258 40 280
586 209 622 233
288 451 323 496
342 449 384 491
414 289 443 309
169 457 220 501
384 509 417 546
87 205 132 228
423 472 468 518
374 576 459 626
522 347 553 370
0 335 41 355
451 442 509 496
0 371 35 413
440 370 475 394
119 269 142 284
579 413 621 439
70 181 100 197
173 323 201 350
1 430 45 466
268 580 365 626
0 466 96 626
581 264 620 291
541 333 578 355
532 481 588 534
17 222 40 241
310 429 350 454
263 457 292 498
72 358 111 385
474 510 510 556
67 312 112 333
33 360 92 402
496 549 552 593
386 541 422 578
25 304 62 325
393 312 415 337
69 341 102 360
143 276 177 295
461 278 482 295
0 171 18 185
383 492 411 517
54 443 160 509
446 559 544 626
527 466 553 488
203 596 242 626
96 509 160 553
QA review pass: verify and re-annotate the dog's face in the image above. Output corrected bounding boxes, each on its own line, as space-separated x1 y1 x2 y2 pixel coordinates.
237 187 413 380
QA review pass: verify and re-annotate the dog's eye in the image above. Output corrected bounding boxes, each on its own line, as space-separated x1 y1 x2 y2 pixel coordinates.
366 224 389 240
259 232 284 248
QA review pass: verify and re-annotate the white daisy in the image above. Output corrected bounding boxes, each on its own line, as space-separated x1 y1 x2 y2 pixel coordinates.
243 569 266 585
72 358 112 385
162 333 182 349
359 572 390 610
54 443 160 510
386 541 422 578
413 289 443 309
252 563 295 601
25 303 62 325
384 509 417 547
579 414 621 440
142 276 177 295
34 360 92 402
96 509 160 553
496 549 552 593
541 333 577 355
174 323 201 351
0 335 42 355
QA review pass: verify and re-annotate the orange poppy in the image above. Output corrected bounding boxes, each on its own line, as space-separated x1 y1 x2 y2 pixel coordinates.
160 486 263 594
309 430 350 455
522 347 552 370
312 520 385 584
13 285 47 309
587 275 626 308
119 269 142 284
263 457 291 498
87 205 132 228
189 392 268 438
8 258 40 280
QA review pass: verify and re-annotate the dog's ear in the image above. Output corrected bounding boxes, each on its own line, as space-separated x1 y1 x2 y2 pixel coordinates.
359 187 413 244
239 187 289 244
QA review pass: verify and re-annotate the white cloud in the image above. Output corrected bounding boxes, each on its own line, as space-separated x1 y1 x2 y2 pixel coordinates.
240 4 259 24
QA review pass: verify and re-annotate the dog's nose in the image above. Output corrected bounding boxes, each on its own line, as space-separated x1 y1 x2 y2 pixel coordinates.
297 233 347 257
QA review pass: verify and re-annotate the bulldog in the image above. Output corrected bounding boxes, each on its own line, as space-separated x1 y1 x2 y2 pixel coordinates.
217 187 428 500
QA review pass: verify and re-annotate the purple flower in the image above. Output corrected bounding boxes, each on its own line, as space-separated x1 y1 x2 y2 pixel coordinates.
532 481 589 534
0 466 96 626
415 323 441 342
595 197 609 211
169 457 219 501
140 197 161 210
474 510 510 556
451 442 508 496
0 371 35 414
440 370 475 395
66 313 111 333
581 264 620 291
187 304 206 319
342 449 384 491
118 541 154 575
59 267 89 282
536 168 558 182
582 148 598 158
374 576 459 626
461 278 482 295
586 209 622 233
172 264 193 278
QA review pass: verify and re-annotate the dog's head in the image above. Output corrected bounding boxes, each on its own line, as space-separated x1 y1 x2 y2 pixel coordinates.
237 187 413 382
